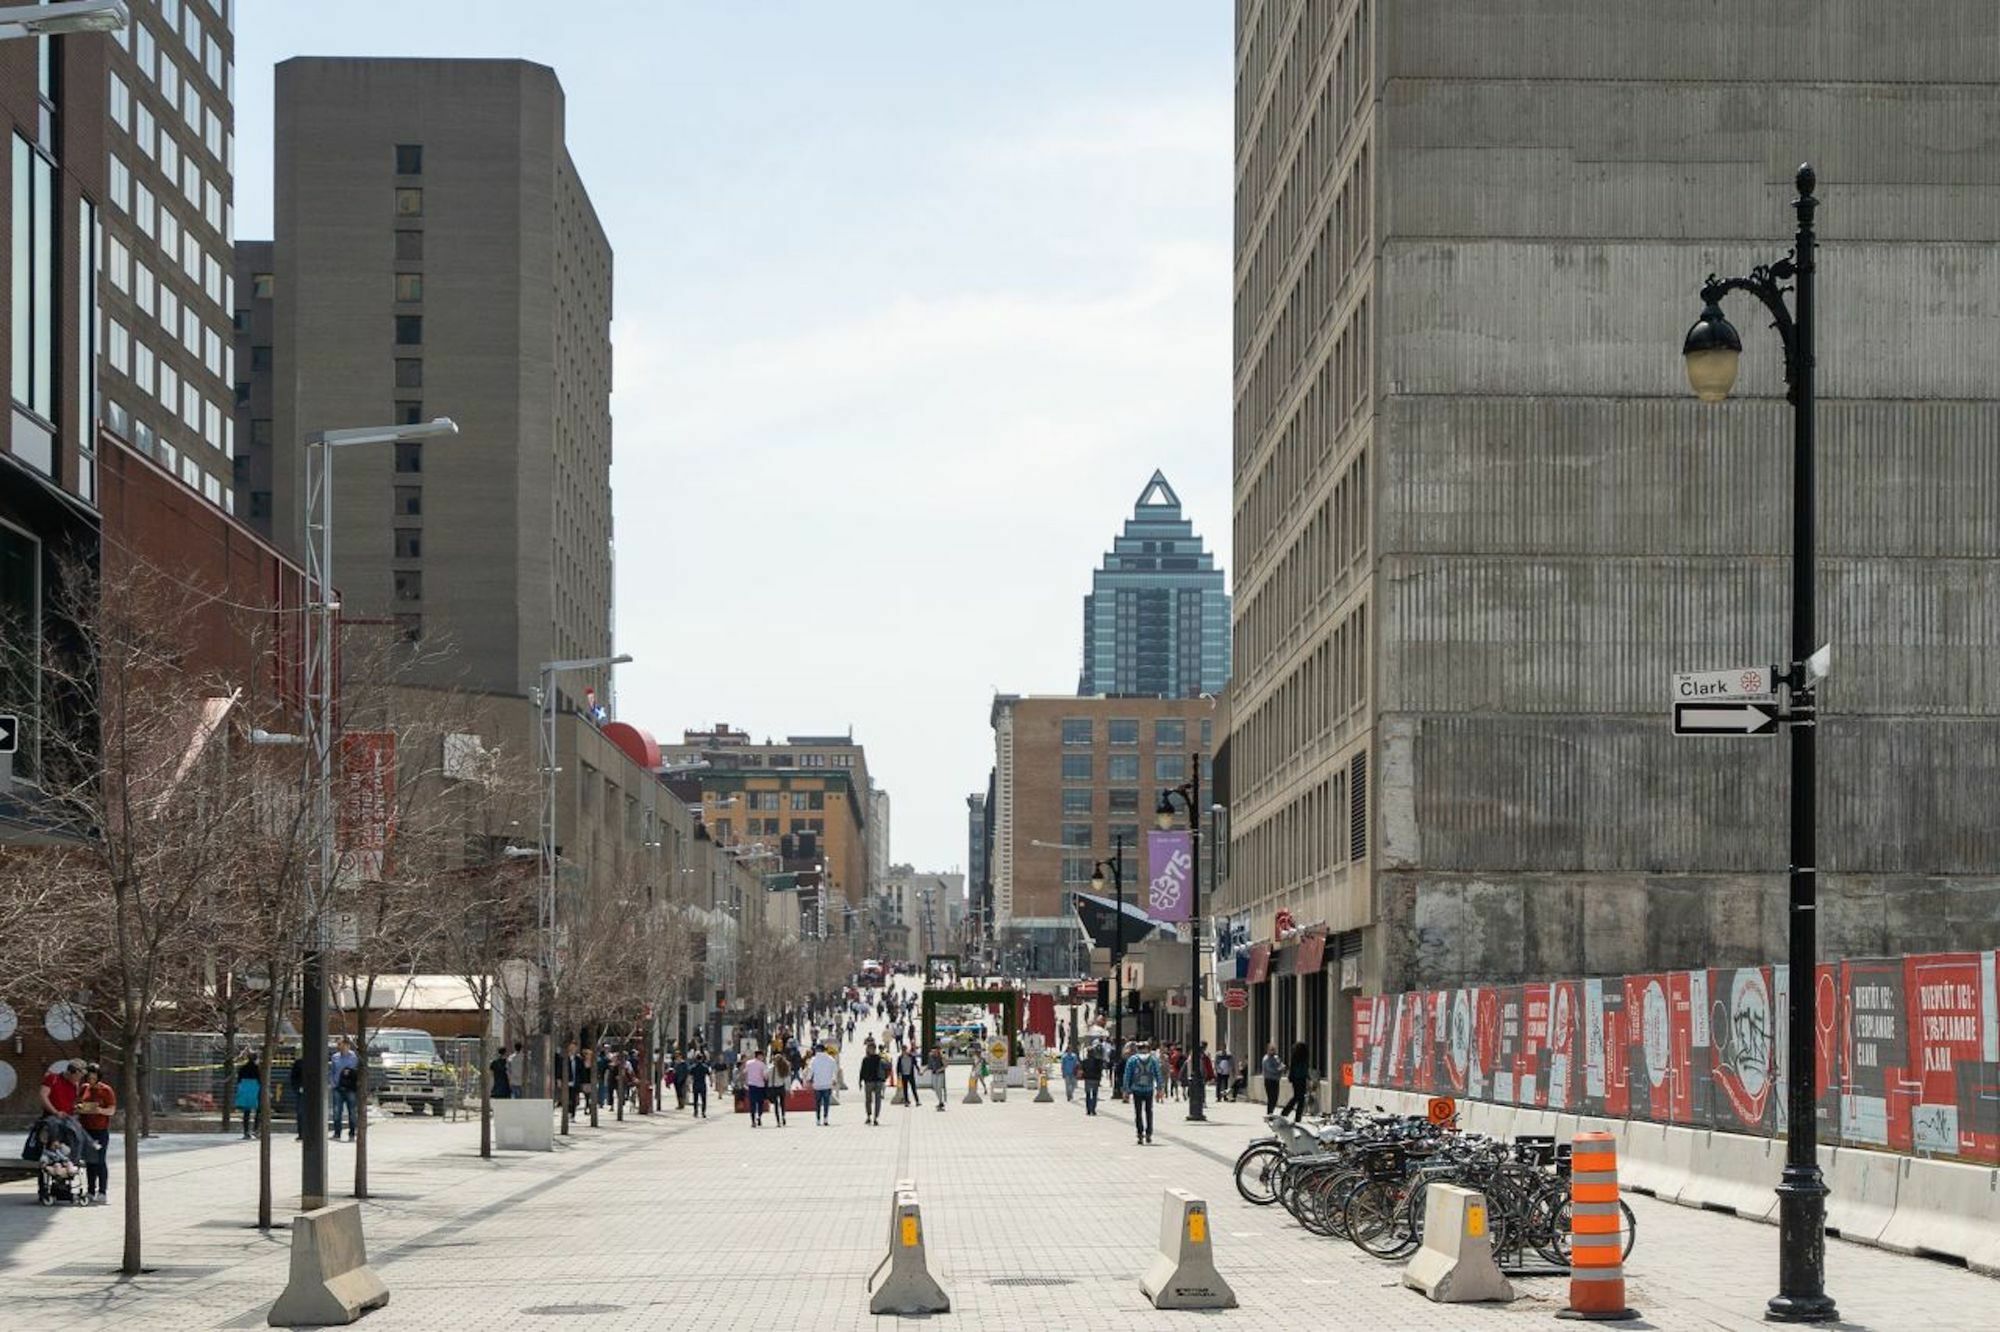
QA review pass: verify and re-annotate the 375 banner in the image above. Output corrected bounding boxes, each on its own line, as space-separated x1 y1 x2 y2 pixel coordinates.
1144 830 1193 923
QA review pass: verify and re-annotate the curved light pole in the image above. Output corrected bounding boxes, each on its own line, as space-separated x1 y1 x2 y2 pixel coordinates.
1681 164 1834 1325
1089 833 1128 1049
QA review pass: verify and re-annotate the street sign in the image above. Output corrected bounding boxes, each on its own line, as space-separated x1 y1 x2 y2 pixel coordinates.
1222 982 1248 1011
1672 666 1775 702
0 713 16 754
1674 701 1779 736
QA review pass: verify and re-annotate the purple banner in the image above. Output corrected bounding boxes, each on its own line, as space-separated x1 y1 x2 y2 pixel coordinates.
1144 830 1194 923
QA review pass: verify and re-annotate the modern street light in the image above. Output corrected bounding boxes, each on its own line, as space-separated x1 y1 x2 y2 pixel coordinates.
296 416 458 1208
1157 761 1206 1122
0 0 127 38
532 651 633 1121
1680 163 1835 1325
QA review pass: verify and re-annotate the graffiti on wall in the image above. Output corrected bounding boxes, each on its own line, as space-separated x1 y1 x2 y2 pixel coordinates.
1350 951 2000 1166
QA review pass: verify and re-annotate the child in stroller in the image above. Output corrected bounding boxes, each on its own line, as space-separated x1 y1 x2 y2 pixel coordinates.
35 1117 87 1206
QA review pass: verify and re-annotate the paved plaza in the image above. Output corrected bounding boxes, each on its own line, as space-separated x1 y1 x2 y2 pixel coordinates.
4 1003 1994 1330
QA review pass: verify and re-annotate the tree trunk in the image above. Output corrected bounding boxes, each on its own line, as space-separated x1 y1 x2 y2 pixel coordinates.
256 985 280 1230
220 1012 237 1133
119 1028 144 1275
476 1007 492 1160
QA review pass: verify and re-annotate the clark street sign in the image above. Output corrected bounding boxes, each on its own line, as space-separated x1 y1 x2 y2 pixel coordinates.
1672 666 1775 702
1674 701 1779 736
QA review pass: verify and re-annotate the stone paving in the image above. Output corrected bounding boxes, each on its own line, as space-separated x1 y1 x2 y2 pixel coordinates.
2 995 1993 1330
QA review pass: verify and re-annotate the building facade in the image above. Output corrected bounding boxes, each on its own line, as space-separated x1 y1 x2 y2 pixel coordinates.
229 235 270 534
876 864 965 965
266 58 615 703
1225 0 2000 1092
989 694 1216 975
1078 470 1231 698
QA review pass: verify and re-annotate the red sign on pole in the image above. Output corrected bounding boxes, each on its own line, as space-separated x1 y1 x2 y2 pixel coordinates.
338 731 396 881
1223 981 1248 1011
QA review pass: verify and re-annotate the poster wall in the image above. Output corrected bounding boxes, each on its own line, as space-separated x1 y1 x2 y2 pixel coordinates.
1350 951 2000 1167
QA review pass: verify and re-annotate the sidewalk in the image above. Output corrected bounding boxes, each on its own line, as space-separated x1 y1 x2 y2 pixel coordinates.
2 1017 1991 1329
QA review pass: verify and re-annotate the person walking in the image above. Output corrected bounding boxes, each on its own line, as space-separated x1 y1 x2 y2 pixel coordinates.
925 1047 947 1110
488 1044 513 1101
233 1051 262 1139
329 1038 360 1141
1214 1047 1234 1103
1281 1041 1312 1122
744 1050 769 1125
859 1039 887 1125
769 1050 791 1126
76 1064 116 1203
287 1051 307 1138
1060 1046 1079 1102
1124 1040 1160 1145
1260 1043 1283 1115
506 1041 524 1099
561 1040 588 1119
686 1050 711 1119
894 1046 918 1107
1080 1043 1105 1116
808 1044 839 1125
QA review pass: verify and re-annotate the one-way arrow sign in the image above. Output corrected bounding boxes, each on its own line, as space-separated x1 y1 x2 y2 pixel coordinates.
1674 702 1778 736
0 714 17 754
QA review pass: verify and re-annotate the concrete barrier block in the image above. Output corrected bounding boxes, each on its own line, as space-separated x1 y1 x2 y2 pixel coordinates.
491 1099 554 1152
1139 1189 1237 1310
1615 1120 1690 1199
267 1203 389 1327
1876 1156 2000 1267
1677 1130 1781 1221
869 1189 950 1315
1820 1143 1900 1244
1402 1185 1514 1304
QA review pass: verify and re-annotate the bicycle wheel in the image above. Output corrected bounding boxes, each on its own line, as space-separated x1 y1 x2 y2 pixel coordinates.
1346 1179 1419 1259
1234 1144 1282 1206
1548 1197 1637 1262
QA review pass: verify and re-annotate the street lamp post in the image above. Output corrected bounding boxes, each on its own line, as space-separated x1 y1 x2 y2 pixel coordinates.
1680 163 1835 1325
298 417 457 1208
1157 759 1205 1122
532 652 632 1129
1089 832 1129 1050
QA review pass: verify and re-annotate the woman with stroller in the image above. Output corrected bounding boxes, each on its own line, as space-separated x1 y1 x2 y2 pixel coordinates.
77 1064 116 1202
234 1051 263 1139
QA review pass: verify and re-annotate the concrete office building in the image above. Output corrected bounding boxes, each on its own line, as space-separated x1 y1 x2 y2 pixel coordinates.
878 864 966 965
1224 0 2000 1080
229 237 270 533
1078 471 1231 698
265 58 614 703
989 694 1216 976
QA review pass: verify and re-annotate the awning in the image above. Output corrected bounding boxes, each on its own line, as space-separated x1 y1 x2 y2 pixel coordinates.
1297 929 1328 975
1246 943 1271 984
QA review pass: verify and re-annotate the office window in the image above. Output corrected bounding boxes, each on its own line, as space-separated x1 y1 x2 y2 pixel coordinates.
109 74 130 129
395 230 422 260
395 188 423 216
1061 789 1093 815
133 340 155 393
108 236 130 292
1108 718 1139 746
251 418 272 447
395 144 423 174
181 305 199 356
157 359 179 415
394 441 421 473
394 273 422 302
249 346 273 375
158 207 179 265
109 154 129 212
108 319 130 374
159 131 179 185
135 23 154 83
1201 719 1212 748
182 84 201 135
182 381 200 430
203 472 220 505
251 271 273 299
1060 753 1091 783
204 254 221 306
204 182 221 234
11 136 57 424
394 315 422 345
1156 753 1188 782
395 401 422 425
1061 823 1091 848
1060 718 1092 747
204 400 221 449
394 486 422 516
394 529 421 559
1109 789 1139 814
1110 822 1139 849
1107 754 1139 782
393 571 422 602
249 491 271 519
132 180 154 236
182 6 200 55
204 107 222 161
1154 719 1186 748
394 358 422 388
134 260 155 316
1062 858 1094 885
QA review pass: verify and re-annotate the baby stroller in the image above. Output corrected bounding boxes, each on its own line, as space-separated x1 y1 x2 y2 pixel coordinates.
29 1116 88 1206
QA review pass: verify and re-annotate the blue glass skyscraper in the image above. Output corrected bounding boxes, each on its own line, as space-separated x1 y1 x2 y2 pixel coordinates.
1079 472 1230 698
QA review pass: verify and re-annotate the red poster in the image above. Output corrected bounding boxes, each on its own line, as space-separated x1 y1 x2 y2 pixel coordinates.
1602 997 1630 1118
1472 989 1499 1101
1441 989 1471 1095
1546 981 1578 1110
338 731 396 881
1519 983 1550 1109
1903 953 1994 1160
1708 966 1777 1132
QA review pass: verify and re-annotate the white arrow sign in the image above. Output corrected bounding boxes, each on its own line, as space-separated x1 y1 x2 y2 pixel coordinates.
1674 702 1779 736
0 713 16 754
1672 666 1775 702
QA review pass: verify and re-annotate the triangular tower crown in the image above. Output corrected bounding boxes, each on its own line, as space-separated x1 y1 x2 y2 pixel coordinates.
1135 470 1180 510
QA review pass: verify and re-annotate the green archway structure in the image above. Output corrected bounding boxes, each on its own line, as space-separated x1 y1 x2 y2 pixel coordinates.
921 988 1020 1064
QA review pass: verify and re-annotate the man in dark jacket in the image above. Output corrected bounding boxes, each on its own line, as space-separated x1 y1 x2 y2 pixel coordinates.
686 1052 711 1118
859 1039 887 1124
1080 1044 1106 1116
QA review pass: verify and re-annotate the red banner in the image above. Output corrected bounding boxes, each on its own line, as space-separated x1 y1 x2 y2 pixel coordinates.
1295 930 1327 976
338 731 396 881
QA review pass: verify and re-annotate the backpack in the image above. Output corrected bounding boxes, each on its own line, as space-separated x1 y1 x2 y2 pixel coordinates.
1125 1055 1156 1094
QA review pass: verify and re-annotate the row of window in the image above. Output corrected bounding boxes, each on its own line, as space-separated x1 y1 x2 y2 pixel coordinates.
1059 822 1141 850
1233 599 1369 808
106 399 229 513
122 0 231 95
103 318 230 456
1059 717 1199 747
1061 753 1192 784
741 790 830 812
1234 445 1369 690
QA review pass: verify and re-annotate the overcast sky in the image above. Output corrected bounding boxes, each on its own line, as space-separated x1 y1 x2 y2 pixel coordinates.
235 2 1233 875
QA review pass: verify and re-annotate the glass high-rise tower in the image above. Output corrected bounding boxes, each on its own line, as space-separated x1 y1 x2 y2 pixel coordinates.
1078 471 1230 698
